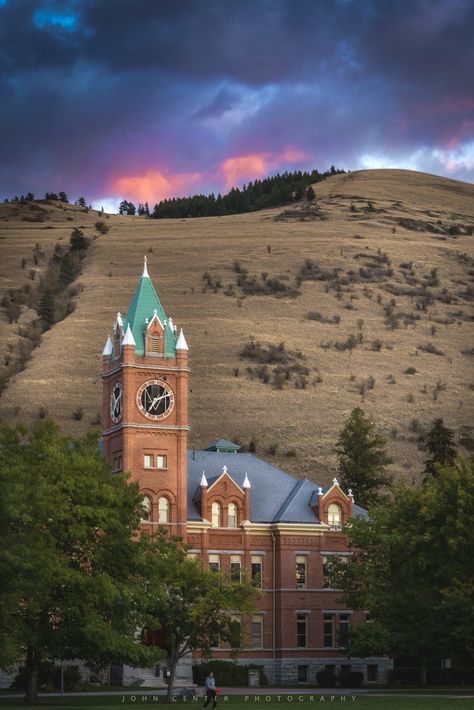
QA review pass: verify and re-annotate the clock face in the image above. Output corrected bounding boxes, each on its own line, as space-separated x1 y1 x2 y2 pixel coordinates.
137 380 174 420
110 382 123 423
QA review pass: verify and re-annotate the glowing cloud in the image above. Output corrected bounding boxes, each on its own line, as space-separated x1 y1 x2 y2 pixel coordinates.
219 146 307 190
111 169 202 204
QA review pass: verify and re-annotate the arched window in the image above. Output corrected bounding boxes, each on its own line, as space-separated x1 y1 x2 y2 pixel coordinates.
158 497 170 523
328 503 342 530
211 502 222 527
141 495 152 521
228 502 238 528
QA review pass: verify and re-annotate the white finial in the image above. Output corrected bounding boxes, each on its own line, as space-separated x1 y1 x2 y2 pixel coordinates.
168 317 174 332
222 465 227 474
176 328 188 351
102 335 113 356
333 477 339 486
121 323 136 346
243 473 251 489
200 472 208 487
143 255 149 278
114 312 123 331
318 486 323 495
348 489 353 498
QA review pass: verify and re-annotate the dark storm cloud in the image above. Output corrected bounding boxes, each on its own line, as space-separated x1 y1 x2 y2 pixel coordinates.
0 0 473 201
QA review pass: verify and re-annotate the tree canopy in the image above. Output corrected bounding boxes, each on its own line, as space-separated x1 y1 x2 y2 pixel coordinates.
336 407 391 507
339 457 474 685
142 532 258 701
0 422 161 703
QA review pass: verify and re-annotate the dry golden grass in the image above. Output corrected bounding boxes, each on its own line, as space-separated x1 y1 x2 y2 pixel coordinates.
0 169 473 487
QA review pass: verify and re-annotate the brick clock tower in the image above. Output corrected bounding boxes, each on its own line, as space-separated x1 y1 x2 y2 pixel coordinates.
101 258 189 538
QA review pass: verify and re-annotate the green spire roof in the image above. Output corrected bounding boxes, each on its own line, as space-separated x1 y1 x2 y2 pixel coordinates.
123 260 176 357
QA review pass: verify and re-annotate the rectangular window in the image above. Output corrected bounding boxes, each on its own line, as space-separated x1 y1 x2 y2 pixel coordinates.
367 664 378 682
251 555 263 588
296 613 308 648
156 454 167 469
144 454 153 468
297 665 309 683
230 614 242 647
151 336 160 353
230 555 241 583
296 555 307 588
338 614 350 648
251 615 263 648
117 455 122 470
322 555 346 589
324 614 335 648
209 554 220 573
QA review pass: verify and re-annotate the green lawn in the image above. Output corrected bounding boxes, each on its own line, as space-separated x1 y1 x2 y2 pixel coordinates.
1 695 474 710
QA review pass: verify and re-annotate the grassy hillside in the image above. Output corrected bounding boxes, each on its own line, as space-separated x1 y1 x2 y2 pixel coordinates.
0 169 473 487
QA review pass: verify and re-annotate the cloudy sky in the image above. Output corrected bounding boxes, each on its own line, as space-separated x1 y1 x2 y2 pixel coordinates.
1 0 473 210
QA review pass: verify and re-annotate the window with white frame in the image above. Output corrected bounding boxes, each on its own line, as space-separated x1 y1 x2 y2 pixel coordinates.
230 555 241 582
141 495 152 521
158 496 170 523
228 502 238 528
328 503 342 530
209 554 220 573
296 555 307 588
296 613 308 648
251 555 263 588
251 615 263 648
156 454 167 469
211 502 222 527
144 454 153 468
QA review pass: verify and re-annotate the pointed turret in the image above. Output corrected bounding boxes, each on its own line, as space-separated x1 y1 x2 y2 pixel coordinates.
121 323 136 346
243 473 251 489
176 328 188 351
102 335 113 356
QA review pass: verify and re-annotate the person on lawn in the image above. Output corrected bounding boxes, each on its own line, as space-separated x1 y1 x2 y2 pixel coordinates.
203 671 217 709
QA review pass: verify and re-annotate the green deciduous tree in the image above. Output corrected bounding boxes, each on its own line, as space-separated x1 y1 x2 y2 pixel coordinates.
339 458 474 685
0 422 161 704
143 533 258 702
422 418 456 478
336 408 391 507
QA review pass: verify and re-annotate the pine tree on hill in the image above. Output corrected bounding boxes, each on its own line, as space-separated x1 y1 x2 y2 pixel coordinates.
336 407 392 507
422 418 456 478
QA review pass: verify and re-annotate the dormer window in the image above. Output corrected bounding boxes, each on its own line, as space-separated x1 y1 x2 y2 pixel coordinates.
328 503 342 531
211 502 222 527
228 503 238 528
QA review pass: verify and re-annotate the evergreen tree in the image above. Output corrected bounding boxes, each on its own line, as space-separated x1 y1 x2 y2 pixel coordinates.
58 191 68 203
339 458 474 685
306 185 316 201
422 418 456 478
336 408 391 507
69 227 89 251
76 197 87 207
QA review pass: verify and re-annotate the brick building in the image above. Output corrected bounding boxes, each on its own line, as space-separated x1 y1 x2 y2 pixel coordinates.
101 259 390 686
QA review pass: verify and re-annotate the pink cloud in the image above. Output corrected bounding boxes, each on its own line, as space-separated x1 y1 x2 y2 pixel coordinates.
219 146 307 189
110 169 202 203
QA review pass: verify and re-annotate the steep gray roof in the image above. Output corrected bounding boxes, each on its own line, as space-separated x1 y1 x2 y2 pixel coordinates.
187 450 367 523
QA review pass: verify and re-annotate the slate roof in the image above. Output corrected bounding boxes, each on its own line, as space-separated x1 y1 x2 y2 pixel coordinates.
187 450 367 523
204 439 241 452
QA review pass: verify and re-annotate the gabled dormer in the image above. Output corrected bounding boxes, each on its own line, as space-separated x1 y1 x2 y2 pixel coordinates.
145 309 165 357
311 477 353 530
196 466 251 526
